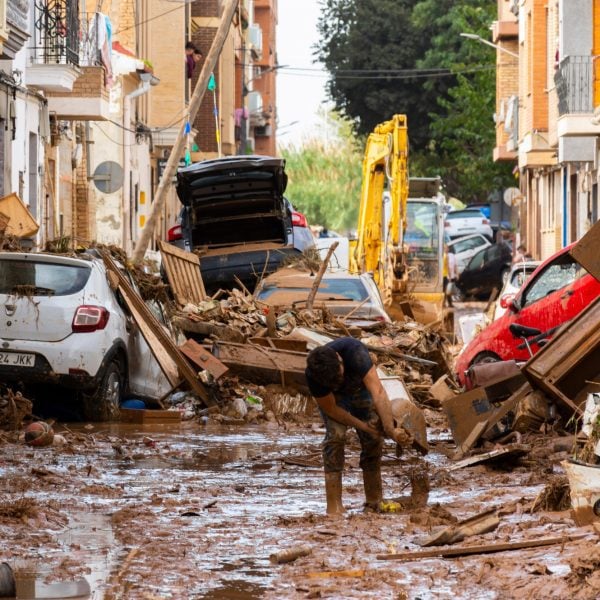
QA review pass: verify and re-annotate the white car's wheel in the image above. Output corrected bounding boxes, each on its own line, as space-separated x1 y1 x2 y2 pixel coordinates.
82 360 122 422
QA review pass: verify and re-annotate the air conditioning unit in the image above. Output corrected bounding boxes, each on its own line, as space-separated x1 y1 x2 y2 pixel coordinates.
254 124 272 137
247 91 263 115
248 24 263 58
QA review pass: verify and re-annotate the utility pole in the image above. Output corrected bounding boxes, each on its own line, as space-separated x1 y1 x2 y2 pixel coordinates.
132 0 238 264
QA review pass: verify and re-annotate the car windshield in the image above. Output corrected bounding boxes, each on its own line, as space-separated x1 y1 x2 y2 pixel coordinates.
522 254 586 307
445 210 483 220
0 260 91 296
405 201 441 286
258 278 369 302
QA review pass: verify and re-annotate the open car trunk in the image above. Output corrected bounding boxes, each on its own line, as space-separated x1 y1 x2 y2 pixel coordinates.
176 156 289 249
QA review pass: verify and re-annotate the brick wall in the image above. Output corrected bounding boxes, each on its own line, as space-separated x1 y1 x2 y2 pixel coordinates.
191 1 221 154
46 67 108 100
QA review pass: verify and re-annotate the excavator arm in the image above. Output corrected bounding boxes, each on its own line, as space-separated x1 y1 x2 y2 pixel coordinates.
351 114 409 301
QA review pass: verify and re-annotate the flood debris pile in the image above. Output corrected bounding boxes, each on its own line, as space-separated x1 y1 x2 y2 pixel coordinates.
0 387 32 431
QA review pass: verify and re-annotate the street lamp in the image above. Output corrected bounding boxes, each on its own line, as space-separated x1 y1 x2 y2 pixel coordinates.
460 33 518 58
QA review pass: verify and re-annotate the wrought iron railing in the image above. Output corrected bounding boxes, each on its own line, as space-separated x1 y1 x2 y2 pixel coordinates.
555 55 595 115
32 0 80 66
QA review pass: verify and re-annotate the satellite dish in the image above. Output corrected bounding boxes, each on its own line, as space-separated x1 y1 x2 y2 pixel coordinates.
503 187 521 206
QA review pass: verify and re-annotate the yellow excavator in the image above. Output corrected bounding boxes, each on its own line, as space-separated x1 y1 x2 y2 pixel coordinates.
350 114 447 325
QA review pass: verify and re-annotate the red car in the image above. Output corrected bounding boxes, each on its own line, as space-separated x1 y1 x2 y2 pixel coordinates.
455 242 600 387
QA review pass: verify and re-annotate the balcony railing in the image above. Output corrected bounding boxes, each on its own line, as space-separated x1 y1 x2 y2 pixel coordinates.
32 0 80 66
31 2 105 68
555 55 595 115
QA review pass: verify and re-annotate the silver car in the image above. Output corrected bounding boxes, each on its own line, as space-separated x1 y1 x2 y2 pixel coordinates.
255 271 391 328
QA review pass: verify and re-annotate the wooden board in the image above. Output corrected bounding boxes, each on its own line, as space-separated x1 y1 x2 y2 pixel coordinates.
101 251 214 406
524 296 600 417
179 338 229 379
212 341 309 393
158 239 206 306
120 408 182 423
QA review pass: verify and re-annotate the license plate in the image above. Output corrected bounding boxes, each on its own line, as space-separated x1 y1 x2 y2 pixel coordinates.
0 352 35 367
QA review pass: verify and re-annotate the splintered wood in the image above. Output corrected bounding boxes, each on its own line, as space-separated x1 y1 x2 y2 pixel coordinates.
158 240 206 306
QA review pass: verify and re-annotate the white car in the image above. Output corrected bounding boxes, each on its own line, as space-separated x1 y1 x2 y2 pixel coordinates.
444 209 493 241
491 260 541 320
447 233 492 275
0 252 170 421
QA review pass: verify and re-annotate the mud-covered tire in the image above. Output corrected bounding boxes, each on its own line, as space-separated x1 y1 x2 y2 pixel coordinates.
81 361 122 422
470 351 501 367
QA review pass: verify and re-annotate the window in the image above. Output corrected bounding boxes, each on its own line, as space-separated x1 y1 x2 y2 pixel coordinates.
467 249 486 270
451 236 486 254
258 278 369 302
0 260 91 296
445 210 484 220
522 255 584 307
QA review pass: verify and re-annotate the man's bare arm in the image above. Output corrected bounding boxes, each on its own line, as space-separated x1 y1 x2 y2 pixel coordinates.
315 392 380 437
362 367 401 440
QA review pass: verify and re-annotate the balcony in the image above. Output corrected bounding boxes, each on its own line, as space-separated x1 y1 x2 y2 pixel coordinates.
555 55 600 137
28 6 110 120
0 0 28 59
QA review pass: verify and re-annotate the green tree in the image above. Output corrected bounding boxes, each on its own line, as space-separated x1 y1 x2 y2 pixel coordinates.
316 0 450 151
412 1 514 200
280 117 363 232
315 0 515 202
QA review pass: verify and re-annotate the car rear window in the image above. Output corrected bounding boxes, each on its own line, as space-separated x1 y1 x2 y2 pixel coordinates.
258 279 369 302
445 210 484 220
0 260 91 296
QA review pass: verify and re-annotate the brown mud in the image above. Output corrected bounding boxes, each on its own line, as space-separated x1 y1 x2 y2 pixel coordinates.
0 417 598 599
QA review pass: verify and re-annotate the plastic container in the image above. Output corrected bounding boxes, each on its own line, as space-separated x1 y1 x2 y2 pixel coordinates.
121 399 146 410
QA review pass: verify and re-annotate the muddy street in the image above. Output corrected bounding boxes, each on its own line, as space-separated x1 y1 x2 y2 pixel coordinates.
1 413 598 600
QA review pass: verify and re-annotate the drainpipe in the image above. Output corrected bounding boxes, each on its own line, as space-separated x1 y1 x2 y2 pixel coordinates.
122 73 157 254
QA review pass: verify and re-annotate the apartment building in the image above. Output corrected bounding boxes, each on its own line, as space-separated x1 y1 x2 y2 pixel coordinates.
0 0 278 254
494 0 600 259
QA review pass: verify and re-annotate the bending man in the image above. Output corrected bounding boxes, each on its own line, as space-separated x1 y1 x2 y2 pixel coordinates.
305 337 407 515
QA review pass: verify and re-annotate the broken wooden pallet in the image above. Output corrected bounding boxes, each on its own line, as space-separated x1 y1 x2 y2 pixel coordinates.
158 239 206 306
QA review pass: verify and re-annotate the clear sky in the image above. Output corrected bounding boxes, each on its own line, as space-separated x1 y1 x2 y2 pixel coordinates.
276 0 331 147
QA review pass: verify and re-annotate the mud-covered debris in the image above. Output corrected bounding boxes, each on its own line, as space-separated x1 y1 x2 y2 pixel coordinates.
269 544 312 564
531 475 571 512
0 388 32 431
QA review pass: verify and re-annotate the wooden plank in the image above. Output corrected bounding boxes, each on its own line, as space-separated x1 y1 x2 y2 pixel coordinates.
448 443 530 471
120 408 182 424
376 534 588 561
212 341 309 393
249 337 308 353
158 240 206 306
101 251 214 406
452 419 489 460
179 338 229 379
420 508 499 547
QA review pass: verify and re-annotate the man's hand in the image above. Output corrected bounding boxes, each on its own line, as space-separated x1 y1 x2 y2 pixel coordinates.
391 426 413 447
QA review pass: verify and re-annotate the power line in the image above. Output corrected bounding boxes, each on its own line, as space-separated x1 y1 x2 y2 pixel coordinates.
276 64 495 80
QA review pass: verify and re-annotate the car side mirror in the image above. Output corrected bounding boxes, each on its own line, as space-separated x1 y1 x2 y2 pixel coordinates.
499 293 515 309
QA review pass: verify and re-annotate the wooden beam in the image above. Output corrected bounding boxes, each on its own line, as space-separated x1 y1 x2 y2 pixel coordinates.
377 534 588 561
